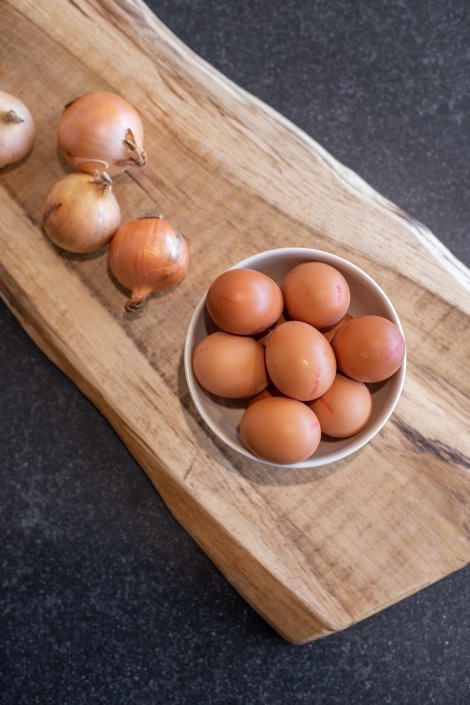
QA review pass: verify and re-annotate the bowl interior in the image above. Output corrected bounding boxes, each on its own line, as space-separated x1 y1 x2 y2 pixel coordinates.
184 248 406 468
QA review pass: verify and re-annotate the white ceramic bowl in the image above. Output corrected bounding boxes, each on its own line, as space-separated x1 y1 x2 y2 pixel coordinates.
184 248 406 468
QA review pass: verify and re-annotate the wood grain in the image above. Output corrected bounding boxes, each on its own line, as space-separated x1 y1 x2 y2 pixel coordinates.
1 0 469 643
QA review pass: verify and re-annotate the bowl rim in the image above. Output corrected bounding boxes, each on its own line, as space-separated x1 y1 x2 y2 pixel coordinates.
184 247 406 468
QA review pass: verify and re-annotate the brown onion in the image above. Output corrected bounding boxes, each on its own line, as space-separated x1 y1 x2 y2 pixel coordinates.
58 91 146 176
108 216 189 312
43 171 121 253
0 90 36 168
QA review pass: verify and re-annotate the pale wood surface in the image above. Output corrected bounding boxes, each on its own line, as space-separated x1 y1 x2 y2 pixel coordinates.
1 0 469 644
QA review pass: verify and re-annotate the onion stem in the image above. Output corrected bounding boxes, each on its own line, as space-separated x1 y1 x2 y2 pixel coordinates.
122 128 146 166
92 170 113 190
125 287 152 312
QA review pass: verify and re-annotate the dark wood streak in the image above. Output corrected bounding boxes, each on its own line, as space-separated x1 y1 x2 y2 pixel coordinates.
68 0 91 19
392 417 470 471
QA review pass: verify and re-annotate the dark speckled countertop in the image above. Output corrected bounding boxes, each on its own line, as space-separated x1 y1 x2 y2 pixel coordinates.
1 1 469 703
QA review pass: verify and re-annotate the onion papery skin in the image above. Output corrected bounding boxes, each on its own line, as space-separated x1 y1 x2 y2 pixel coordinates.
108 216 189 311
57 91 146 176
0 91 36 168
43 172 121 254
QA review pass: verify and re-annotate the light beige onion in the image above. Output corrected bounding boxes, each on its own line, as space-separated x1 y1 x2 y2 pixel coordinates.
108 216 189 312
0 90 36 168
43 171 121 253
58 91 146 176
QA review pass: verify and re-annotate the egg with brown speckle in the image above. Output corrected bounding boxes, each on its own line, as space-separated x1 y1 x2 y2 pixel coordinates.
331 315 405 383
206 268 284 336
192 331 268 398
240 397 322 464
282 261 350 330
309 373 373 438
265 320 336 401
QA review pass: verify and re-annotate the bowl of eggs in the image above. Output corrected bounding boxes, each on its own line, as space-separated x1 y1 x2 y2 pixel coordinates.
184 248 406 468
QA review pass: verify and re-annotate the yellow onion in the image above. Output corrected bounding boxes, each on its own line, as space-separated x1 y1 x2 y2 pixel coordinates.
0 90 36 168
58 91 146 176
43 171 121 253
108 216 189 312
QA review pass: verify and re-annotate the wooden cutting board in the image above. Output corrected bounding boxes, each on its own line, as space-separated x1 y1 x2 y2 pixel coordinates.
1 0 469 644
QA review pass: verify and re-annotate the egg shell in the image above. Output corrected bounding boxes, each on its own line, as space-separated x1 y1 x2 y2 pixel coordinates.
192 332 268 398
309 373 373 438
332 315 405 383
206 268 284 335
282 261 351 330
265 320 336 401
240 397 322 464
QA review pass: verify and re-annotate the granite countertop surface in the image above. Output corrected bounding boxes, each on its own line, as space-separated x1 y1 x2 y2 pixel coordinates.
1 1 469 703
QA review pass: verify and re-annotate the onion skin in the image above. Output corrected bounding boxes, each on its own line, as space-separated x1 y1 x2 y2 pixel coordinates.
108 216 189 312
43 172 121 254
0 91 36 168
58 91 146 176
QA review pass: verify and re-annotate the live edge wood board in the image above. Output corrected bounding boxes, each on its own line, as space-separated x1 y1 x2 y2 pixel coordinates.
1 0 469 644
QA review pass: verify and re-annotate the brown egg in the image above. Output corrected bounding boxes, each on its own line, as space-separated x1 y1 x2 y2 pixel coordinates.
192 332 268 398
265 320 336 401
322 313 353 343
206 268 284 335
240 397 322 464
282 261 351 330
331 315 405 383
309 373 373 438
